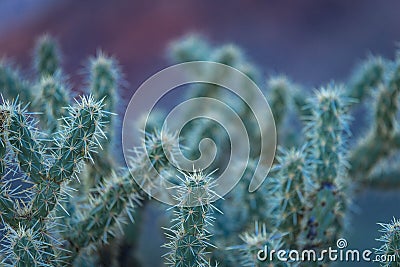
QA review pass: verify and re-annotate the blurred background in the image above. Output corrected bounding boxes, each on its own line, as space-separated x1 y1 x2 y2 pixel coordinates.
1 0 400 266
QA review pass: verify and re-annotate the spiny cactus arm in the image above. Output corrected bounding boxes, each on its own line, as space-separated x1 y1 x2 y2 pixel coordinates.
305 86 351 184
191 44 245 100
210 44 244 66
0 117 17 225
1 101 46 184
366 168 400 189
346 56 385 104
34 35 61 77
229 221 288 267
83 53 120 189
65 129 178 258
349 62 400 179
276 146 312 248
34 74 70 133
66 171 142 252
169 36 246 100
29 96 107 221
168 34 211 63
292 90 312 119
267 76 291 129
48 96 107 184
89 52 119 143
164 170 218 267
1 224 51 267
375 65 400 139
375 218 400 266
219 160 281 236
0 63 31 109
300 86 351 249
0 117 6 175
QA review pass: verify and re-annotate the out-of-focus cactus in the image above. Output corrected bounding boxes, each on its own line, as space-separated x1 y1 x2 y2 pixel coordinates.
83 52 120 190
267 76 291 129
347 56 386 104
34 35 61 77
88 52 119 150
350 61 400 181
0 62 31 105
34 74 70 133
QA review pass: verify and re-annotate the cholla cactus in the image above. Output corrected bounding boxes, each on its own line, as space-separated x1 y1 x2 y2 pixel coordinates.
275 146 312 248
0 62 31 105
1 223 52 267
350 61 400 181
64 128 179 263
0 35 131 266
163 170 218 267
212 160 281 266
34 35 61 77
267 76 291 129
375 218 400 267
83 52 120 190
88 52 119 148
232 221 287 267
167 35 400 267
0 92 180 266
299 87 351 251
347 56 386 104
34 74 70 133
0 95 108 266
1 32 400 267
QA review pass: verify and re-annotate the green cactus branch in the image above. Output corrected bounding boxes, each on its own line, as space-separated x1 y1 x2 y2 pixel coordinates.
65 129 178 261
300 86 351 251
164 170 218 267
83 53 120 191
0 95 108 266
65 171 142 256
1 96 107 220
349 61 400 180
367 168 400 190
347 56 386 104
34 74 70 133
276 146 312 248
233 221 287 267
0 62 32 105
2 223 52 267
34 35 61 77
